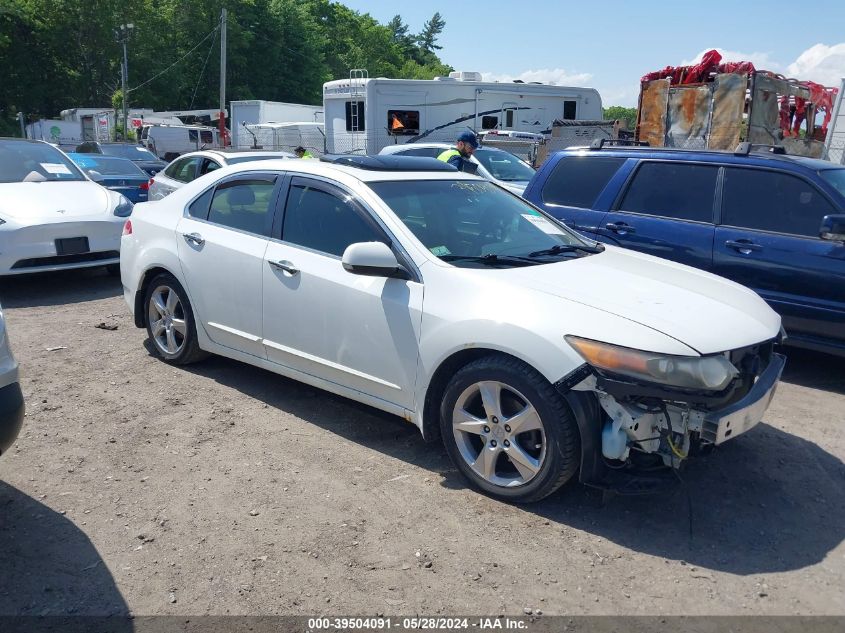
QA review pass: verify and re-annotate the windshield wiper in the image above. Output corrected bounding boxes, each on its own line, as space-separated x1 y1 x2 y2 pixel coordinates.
527 243 604 258
440 254 538 267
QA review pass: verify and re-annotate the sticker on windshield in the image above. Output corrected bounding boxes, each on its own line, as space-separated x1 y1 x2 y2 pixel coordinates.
136 147 148 152
521 214 565 234
430 245 451 256
41 163 72 175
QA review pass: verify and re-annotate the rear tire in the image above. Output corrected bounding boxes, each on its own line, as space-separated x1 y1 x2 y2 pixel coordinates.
440 355 580 502
143 273 207 365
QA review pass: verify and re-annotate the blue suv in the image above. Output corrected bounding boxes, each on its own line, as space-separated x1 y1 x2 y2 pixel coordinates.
524 143 845 356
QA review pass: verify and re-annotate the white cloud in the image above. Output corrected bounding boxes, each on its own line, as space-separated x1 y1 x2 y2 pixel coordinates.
787 43 845 86
681 48 781 72
481 68 593 86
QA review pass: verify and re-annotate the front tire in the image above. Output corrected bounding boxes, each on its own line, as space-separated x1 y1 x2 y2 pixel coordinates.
440 355 580 502
144 273 207 365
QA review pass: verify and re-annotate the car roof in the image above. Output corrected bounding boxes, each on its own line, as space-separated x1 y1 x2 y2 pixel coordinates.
206 156 481 185
558 145 839 170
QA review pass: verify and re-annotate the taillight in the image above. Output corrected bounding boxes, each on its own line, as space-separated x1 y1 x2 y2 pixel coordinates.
122 220 132 236
140 179 152 191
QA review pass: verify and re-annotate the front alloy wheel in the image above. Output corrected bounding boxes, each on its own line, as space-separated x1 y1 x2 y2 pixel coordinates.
440 355 580 502
452 381 547 487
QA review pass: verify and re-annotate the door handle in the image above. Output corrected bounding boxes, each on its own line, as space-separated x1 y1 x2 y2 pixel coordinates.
725 239 762 255
605 222 636 235
268 259 299 275
182 232 205 247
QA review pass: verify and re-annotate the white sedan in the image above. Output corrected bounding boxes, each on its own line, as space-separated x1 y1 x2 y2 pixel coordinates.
0 138 131 275
148 149 295 201
121 154 785 502
378 142 535 196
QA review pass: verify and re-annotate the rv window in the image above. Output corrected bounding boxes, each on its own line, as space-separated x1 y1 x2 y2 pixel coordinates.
481 116 498 130
200 130 213 144
345 101 365 132
387 110 419 135
189 130 199 143
563 101 576 120
505 110 515 128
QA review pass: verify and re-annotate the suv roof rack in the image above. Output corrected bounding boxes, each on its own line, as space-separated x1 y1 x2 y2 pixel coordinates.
589 138 650 150
734 142 787 156
319 154 457 172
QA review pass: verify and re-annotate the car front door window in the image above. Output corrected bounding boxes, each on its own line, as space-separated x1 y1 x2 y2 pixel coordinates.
281 180 386 255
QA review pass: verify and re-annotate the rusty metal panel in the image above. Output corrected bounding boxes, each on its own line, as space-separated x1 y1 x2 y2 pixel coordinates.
749 74 785 145
666 85 712 148
638 79 669 147
708 73 747 150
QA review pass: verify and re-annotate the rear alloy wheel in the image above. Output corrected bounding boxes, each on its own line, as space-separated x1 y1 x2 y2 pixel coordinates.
144 274 207 365
440 356 580 502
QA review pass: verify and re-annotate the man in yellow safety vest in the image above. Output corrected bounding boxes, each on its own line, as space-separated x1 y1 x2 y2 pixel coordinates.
437 130 478 173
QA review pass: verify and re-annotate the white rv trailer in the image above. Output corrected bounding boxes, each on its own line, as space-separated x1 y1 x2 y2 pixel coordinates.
322 70 603 155
231 100 324 149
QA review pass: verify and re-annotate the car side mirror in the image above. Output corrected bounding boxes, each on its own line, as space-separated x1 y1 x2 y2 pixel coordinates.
88 170 104 183
820 214 845 242
342 242 410 280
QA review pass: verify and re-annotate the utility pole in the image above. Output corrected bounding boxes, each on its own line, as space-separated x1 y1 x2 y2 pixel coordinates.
219 8 227 147
114 23 134 141
17 112 25 138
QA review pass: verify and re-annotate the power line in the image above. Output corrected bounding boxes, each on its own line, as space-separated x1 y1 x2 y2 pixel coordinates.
128 23 220 94
189 26 218 109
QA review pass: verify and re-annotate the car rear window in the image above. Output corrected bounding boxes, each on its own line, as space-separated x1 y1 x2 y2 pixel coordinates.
618 162 717 222
541 156 625 208
722 168 836 237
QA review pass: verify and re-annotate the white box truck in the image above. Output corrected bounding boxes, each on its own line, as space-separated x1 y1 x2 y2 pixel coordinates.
323 70 602 155
231 100 324 149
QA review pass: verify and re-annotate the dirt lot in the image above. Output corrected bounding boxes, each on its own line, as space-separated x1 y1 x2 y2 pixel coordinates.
0 268 843 617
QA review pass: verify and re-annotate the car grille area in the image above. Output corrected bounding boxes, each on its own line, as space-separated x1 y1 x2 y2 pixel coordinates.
11 250 120 270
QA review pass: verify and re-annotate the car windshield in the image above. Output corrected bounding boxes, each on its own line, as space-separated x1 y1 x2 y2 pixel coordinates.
68 153 147 177
100 144 159 161
0 140 85 183
369 179 599 268
473 149 535 182
820 169 845 197
226 154 290 164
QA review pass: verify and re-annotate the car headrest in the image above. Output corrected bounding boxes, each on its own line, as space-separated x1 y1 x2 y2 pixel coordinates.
227 186 255 207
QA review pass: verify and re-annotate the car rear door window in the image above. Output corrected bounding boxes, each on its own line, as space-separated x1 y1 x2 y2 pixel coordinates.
395 147 443 158
619 162 718 223
281 179 385 257
166 157 201 183
542 157 625 208
206 175 278 236
722 168 837 237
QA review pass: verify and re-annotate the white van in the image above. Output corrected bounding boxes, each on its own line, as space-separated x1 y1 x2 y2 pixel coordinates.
140 124 222 161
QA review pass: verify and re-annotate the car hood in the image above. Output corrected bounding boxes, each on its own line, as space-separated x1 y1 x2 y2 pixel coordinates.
0 181 110 222
488 246 781 354
498 180 529 196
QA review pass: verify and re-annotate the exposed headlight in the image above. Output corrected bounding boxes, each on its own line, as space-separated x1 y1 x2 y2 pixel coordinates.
113 195 134 218
565 336 739 391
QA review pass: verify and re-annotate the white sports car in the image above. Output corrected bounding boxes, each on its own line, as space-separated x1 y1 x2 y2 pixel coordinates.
121 154 785 502
0 138 132 275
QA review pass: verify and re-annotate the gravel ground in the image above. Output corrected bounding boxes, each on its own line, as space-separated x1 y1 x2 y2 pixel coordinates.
0 268 843 617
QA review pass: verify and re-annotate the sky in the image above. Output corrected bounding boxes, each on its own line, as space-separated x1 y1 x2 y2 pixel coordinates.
341 0 845 107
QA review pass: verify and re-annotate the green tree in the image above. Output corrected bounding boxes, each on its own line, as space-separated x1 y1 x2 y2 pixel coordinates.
417 12 445 53
603 106 638 130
